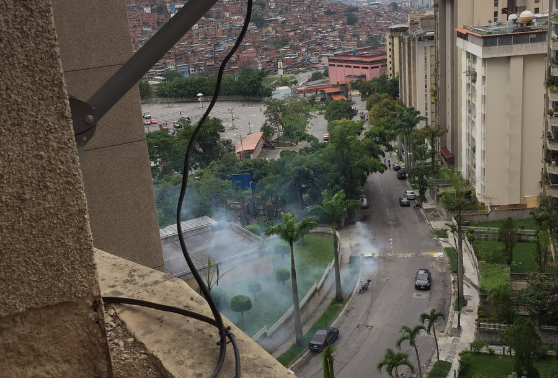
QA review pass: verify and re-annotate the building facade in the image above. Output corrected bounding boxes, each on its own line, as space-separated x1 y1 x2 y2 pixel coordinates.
456 22 547 207
545 0 558 201
328 52 387 84
386 24 409 79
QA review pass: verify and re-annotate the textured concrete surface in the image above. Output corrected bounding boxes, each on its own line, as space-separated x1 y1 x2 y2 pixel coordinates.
1 1 112 375
96 249 295 378
52 0 165 270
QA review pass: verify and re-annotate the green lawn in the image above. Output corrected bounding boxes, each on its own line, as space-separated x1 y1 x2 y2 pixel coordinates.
473 240 538 273
426 360 452 378
460 354 558 378
479 263 510 294
474 218 537 230
216 234 334 336
434 229 448 239
444 247 458 274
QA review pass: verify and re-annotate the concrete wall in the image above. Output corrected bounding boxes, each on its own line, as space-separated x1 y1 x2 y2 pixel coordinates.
0 1 112 375
51 0 165 270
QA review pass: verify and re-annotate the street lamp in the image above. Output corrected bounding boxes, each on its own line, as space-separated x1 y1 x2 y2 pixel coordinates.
229 107 235 130
197 92 203 110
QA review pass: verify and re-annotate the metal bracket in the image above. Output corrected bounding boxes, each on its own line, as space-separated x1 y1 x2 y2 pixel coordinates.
69 95 96 155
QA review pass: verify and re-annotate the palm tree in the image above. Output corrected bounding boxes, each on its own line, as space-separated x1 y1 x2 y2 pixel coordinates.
487 283 513 323
307 190 360 301
393 106 427 171
377 348 415 378
265 212 318 345
413 123 447 172
395 325 426 378
420 309 445 366
321 343 336 378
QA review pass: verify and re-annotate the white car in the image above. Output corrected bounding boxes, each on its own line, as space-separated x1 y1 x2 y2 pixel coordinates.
404 190 416 200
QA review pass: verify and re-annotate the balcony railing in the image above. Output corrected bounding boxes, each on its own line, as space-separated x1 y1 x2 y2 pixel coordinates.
547 162 558 175
552 39 558 50
552 65 558 77
548 114 558 127
548 139 558 151
550 90 558 102
547 184 558 198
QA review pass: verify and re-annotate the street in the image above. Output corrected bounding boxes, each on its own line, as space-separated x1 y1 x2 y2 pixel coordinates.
291 166 451 378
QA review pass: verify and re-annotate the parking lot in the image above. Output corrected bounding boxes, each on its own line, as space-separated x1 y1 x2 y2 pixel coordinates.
141 100 266 143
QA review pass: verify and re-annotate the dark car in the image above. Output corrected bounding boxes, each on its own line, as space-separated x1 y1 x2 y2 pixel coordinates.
399 196 410 207
397 170 407 179
415 269 432 290
308 327 339 352
360 195 369 209
393 162 401 171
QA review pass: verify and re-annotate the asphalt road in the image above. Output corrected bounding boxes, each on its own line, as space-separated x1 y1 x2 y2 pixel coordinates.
292 166 451 378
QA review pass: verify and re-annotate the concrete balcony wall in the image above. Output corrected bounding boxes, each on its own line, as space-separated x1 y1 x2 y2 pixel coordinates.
547 184 558 197
552 65 558 77
548 140 558 151
552 40 558 50
549 90 558 102
548 115 558 127
547 162 558 175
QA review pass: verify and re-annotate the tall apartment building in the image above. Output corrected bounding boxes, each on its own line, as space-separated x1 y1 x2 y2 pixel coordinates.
398 13 436 127
435 0 498 168
456 17 547 208
386 24 408 79
545 1 558 201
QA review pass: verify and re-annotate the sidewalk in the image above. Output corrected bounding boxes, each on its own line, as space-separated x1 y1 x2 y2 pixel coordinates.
421 192 480 377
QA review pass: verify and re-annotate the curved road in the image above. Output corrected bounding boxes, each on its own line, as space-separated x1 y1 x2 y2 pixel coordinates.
292 167 451 378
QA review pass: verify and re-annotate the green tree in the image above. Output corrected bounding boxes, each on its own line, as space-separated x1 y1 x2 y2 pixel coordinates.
321 344 336 378
377 348 415 378
276 268 290 287
420 309 445 368
413 123 447 172
346 13 357 25
393 106 427 171
265 213 319 345
307 190 360 301
499 317 542 377
139 81 152 100
487 283 514 323
518 275 558 325
248 281 262 303
230 295 252 322
163 70 184 82
251 12 265 28
396 325 426 378
498 217 518 266
325 100 357 123
440 167 473 310
531 195 558 271
359 74 399 100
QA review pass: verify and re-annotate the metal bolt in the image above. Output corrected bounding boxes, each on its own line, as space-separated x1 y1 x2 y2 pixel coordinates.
85 115 94 124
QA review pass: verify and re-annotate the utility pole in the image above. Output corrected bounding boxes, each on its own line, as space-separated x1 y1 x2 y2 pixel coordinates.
229 107 235 130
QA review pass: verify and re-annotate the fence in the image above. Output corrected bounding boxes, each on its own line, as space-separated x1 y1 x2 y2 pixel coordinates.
463 226 536 242
142 95 267 104
476 322 558 345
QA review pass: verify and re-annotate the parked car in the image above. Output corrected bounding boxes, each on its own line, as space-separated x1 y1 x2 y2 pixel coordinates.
362 252 375 264
397 170 407 179
393 162 401 171
404 190 416 200
323 133 330 142
308 327 339 352
172 121 183 129
143 113 152 120
159 124 169 131
415 269 432 290
143 119 150 126
360 195 369 209
150 119 158 124
399 196 410 207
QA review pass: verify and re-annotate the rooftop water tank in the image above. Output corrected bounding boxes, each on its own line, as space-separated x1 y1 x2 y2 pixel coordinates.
519 10 534 23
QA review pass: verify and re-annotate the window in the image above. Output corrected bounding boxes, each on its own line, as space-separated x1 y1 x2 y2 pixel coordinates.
535 0 540 3
494 11 498 17
534 8 539 13
494 0 498 5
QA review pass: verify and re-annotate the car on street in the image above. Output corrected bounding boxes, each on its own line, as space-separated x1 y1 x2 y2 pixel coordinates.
415 268 432 290
150 119 158 124
308 327 339 352
393 162 401 171
144 119 150 126
397 170 407 180
323 133 330 142
362 252 375 264
399 196 410 207
159 124 169 131
404 190 416 200
172 121 183 129
360 194 369 209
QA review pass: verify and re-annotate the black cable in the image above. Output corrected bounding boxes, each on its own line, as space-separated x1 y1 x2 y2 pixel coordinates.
174 0 252 376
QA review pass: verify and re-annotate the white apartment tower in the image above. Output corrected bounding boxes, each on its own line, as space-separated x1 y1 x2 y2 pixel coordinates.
456 15 547 208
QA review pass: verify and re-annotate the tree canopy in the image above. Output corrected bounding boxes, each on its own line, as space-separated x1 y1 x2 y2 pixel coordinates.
325 99 357 123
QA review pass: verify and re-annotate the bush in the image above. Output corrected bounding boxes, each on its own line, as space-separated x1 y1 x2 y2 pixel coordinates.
458 350 472 376
538 345 550 359
487 346 495 355
471 340 487 354
275 244 290 260
245 224 260 235
467 233 476 243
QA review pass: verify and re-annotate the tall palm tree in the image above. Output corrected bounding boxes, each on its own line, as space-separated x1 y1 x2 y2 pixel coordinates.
321 343 336 378
265 212 318 345
396 325 426 378
377 348 416 378
393 106 427 171
420 309 445 365
307 190 360 301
